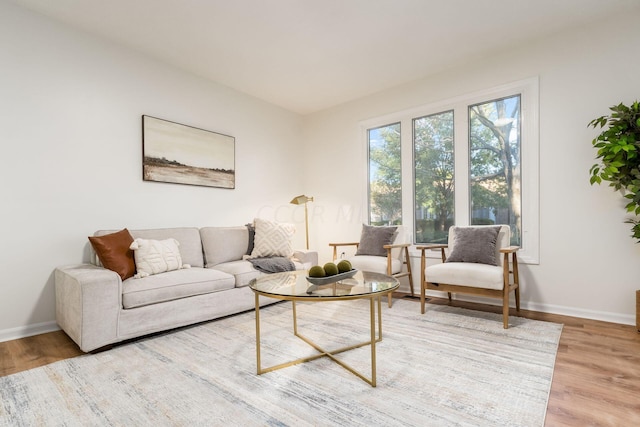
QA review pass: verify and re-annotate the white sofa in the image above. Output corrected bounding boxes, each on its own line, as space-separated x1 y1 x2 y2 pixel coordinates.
55 226 317 352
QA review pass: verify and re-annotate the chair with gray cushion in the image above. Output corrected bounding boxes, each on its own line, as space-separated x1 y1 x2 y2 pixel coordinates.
417 225 519 328
329 224 414 307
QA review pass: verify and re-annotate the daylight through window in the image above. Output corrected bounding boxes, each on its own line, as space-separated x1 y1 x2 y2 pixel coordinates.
469 95 521 246
364 78 538 263
367 123 402 225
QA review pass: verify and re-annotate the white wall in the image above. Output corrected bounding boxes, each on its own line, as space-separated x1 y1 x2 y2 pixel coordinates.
0 2 308 340
2 2 639 342
303 9 640 324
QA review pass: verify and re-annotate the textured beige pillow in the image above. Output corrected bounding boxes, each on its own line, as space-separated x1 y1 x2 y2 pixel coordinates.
248 218 296 258
129 238 190 278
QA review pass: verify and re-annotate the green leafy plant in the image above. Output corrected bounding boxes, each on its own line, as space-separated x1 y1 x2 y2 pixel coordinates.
589 101 640 239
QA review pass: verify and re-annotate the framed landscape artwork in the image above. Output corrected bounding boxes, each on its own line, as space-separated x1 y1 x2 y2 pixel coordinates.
142 115 235 189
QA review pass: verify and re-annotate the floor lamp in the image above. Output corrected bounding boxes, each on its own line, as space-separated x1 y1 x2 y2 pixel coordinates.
290 195 314 249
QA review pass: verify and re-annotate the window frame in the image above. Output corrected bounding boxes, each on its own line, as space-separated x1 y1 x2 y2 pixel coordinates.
361 77 539 264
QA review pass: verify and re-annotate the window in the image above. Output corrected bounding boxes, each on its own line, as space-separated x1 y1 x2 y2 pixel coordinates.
364 78 538 263
414 111 454 244
469 95 521 246
367 123 402 225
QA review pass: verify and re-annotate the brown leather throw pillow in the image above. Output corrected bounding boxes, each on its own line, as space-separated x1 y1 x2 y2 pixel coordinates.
88 228 136 280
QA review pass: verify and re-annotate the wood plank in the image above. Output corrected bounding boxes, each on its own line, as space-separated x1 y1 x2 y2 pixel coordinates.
0 330 83 377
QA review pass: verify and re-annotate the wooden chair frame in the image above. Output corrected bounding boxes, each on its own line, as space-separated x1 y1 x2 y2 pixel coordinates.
328 241 414 307
417 244 520 328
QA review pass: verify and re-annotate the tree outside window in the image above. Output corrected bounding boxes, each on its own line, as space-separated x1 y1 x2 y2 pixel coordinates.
414 111 455 243
368 123 402 225
469 95 521 246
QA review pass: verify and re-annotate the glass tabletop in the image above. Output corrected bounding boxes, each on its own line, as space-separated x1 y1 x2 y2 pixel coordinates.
249 270 399 300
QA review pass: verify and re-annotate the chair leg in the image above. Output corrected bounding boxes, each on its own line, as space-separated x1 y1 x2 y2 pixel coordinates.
512 252 520 312
503 286 510 329
404 247 415 297
420 252 426 314
503 304 509 328
386 253 394 308
447 292 452 302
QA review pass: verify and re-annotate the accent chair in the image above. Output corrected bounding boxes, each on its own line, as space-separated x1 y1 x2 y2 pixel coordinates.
329 224 415 307
417 225 520 328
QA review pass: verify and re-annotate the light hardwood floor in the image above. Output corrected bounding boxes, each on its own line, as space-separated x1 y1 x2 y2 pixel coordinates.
1 296 639 426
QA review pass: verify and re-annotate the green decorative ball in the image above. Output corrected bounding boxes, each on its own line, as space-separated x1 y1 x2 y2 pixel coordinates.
308 265 326 277
323 262 339 276
337 260 352 273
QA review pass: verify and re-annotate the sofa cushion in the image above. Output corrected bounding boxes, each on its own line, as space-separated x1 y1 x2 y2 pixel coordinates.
95 228 204 268
88 228 136 280
426 262 504 290
200 226 249 267
212 260 263 287
130 238 190 278
213 259 308 288
122 267 235 309
346 255 403 275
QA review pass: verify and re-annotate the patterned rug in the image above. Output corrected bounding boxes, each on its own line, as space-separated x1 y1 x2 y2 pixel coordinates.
0 299 562 426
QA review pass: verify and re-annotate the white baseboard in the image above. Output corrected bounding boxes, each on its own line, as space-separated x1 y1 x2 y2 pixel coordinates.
421 291 636 326
520 299 635 326
0 321 60 344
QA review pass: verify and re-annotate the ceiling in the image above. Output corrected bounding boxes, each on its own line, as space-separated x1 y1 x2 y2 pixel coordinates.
11 0 640 115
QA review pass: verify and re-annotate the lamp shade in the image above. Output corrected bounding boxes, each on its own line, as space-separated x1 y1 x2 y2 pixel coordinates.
290 195 314 205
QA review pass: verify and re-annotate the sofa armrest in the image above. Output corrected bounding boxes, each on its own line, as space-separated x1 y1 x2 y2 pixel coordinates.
55 264 122 352
293 250 318 268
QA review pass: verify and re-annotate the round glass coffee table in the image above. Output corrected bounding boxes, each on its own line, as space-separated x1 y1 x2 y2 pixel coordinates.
249 270 399 387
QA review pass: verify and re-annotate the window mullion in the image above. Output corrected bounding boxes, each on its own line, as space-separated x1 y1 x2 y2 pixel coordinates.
454 105 470 226
400 119 413 239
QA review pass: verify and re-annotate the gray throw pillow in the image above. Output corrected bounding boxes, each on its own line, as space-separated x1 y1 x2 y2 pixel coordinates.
355 224 397 257
445 226 501 265
245 223 255 255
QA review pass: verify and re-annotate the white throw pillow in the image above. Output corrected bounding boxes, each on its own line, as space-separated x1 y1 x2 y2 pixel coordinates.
247 218 296 259
129 238 191 278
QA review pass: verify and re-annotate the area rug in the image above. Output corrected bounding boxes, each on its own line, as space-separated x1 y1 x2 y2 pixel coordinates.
0 299 562 427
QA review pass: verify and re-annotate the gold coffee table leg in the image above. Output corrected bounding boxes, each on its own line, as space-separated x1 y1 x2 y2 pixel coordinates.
292 299 298 335
254 294 386 387
370 296 376 387
378 296 383 340
255 293 262 375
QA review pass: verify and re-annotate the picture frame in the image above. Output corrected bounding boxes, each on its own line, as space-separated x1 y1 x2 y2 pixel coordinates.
142 115 235 189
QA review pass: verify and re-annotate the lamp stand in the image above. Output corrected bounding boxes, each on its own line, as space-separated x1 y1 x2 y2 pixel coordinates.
304 201 309 250
289 194 313 250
